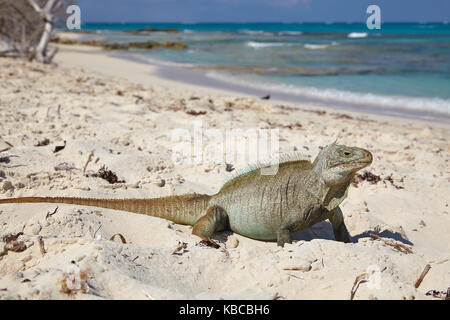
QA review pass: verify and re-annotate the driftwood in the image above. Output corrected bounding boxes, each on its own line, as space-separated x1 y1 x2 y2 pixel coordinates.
414 264 431 288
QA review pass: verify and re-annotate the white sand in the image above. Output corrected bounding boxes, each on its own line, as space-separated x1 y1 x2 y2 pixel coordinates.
0 46 448 300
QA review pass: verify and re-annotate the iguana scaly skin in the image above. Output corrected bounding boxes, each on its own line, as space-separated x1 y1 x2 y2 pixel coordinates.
0 143 372 247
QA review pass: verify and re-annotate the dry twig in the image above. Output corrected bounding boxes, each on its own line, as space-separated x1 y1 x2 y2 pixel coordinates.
90 224 102 239
350 273 369 300
110 233 127 244
37 236 45 256
82 151 94 175
272 292 283 300
369 233 413 254
414 264 431 288
45 206 58 219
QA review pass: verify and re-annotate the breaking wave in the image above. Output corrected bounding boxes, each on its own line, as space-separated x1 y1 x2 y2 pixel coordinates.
278 31 303 36
347 32 368 38
304 42 338 50
246 41 292 49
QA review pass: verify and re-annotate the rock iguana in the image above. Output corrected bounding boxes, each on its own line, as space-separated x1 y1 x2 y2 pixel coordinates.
0 143 372 247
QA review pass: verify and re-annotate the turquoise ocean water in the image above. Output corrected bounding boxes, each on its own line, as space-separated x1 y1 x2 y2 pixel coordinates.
80 23 450 118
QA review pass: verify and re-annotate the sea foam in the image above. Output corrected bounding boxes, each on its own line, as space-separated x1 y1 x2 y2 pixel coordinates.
206 71 450 116
347 32 368 38
246 41 291 49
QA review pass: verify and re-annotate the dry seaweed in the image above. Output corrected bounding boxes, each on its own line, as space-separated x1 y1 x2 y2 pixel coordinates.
4 241 27 252
425 287 450 300
353 171 404 189
171 242 188 255
352 171 381 187
90 166 125 184
369 233 413 254
2 232 23 243
384 174 404 189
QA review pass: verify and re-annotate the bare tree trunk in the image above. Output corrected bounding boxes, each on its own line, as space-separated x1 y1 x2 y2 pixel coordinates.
28 0 59 63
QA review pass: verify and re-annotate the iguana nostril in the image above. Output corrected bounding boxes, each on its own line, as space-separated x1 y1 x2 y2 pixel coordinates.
365 151 373 162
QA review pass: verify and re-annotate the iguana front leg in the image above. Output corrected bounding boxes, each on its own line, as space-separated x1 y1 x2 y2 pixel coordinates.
277 229 291 247
328 206 350 243
192 206 229 248
276 206 310 247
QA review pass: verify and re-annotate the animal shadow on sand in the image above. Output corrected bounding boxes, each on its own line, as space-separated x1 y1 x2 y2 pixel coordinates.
351 229 413 246
293 221 414 246
214 222 413 246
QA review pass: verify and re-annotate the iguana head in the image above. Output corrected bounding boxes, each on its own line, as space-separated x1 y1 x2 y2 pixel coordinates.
313 143 373 186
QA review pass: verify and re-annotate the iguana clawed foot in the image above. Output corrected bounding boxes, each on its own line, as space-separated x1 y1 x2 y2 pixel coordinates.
199 238 220 249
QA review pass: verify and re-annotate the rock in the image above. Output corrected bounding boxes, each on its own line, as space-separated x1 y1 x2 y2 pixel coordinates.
16 182 25 189
2 180 14 192
226 235 239 248
155 179 165 187
0 170 5 179
54 162 75 171
279 257 312 272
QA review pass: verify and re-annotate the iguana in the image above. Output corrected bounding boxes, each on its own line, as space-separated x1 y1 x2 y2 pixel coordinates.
0 143 372 247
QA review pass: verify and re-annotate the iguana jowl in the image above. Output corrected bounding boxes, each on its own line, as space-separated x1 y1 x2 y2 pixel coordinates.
0 143 372 247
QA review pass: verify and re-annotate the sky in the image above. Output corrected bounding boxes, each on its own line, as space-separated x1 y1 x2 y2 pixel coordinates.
77 0 450 23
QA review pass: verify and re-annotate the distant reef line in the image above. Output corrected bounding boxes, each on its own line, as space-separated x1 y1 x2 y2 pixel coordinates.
51 37 187 51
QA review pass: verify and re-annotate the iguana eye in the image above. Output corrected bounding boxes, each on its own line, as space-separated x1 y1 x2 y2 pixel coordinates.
342 151 352 157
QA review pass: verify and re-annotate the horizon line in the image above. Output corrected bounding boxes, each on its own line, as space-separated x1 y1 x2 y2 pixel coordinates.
81 21 449 24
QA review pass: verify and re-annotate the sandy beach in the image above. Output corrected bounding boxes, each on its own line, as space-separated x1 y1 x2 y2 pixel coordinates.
0 44 449 300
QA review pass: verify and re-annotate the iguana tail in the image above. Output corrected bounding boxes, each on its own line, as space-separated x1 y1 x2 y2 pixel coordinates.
0 194 211 226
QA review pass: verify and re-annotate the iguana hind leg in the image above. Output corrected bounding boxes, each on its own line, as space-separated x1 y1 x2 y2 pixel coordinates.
192 206 229 248
328 206 350 243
